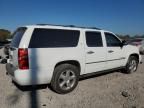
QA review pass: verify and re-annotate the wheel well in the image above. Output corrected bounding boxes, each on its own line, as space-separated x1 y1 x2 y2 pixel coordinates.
55 60 81 72
130 53 139 62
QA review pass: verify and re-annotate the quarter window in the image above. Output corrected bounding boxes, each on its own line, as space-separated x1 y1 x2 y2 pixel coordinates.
29 28 80 48
86 31 103 47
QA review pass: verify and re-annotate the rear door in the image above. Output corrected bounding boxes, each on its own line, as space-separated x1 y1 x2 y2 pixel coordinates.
85 31 107 74
9 27 27 67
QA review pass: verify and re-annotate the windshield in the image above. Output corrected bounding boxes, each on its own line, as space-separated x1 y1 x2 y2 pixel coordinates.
11 27 27 48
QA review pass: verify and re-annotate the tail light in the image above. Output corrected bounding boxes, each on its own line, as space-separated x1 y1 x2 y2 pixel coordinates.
18 48 29 69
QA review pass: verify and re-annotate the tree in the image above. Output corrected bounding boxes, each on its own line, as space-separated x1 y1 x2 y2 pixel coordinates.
0 29 11 41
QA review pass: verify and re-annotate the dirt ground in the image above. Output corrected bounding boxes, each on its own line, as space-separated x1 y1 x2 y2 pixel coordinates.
0 48 144 108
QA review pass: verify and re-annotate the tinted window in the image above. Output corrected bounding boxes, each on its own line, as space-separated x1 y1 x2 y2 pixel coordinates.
11 27 27 47
105 33 121 47
86 31 103 47
29 29 80 48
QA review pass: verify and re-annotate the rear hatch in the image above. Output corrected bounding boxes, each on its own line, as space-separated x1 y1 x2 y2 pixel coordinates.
9 27 27 68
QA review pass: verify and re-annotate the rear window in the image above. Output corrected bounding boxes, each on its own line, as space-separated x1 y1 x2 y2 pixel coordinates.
29 28 80 48
11 27 27 47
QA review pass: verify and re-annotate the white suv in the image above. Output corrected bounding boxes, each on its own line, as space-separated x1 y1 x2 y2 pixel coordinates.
6 24 142 94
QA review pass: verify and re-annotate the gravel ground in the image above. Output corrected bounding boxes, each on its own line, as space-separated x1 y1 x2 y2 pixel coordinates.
0 48 144 108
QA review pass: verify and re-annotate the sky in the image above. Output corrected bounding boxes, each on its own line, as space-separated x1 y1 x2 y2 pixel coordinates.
0 0 144 36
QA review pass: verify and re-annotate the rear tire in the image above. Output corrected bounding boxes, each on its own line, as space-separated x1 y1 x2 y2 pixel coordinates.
51 64 79 94
123 56 138 74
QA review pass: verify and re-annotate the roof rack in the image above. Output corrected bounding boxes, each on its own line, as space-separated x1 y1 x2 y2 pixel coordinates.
36 24 101 30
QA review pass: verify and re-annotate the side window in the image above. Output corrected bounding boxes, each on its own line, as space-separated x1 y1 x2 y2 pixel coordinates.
86 31 103 47
29 28 80 48
105 32 121 47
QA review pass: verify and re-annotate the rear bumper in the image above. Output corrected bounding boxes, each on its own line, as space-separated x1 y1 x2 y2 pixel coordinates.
6 63 52 86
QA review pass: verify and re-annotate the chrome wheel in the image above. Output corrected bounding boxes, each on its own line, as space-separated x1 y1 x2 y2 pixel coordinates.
58 70 76 90
129 59 137 72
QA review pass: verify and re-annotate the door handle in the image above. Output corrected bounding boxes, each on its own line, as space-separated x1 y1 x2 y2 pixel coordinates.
108 50 114 53
87 51 94 54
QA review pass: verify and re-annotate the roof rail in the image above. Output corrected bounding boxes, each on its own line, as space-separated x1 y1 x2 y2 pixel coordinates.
36 24 63 26
36 24 101 30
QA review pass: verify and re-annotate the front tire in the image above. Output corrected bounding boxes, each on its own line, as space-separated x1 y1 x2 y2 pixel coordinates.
51 64 79 94
124 56 138 74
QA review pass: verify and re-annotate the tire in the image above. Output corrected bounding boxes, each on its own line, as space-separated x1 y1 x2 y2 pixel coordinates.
51 64 79 94
123 56 138 74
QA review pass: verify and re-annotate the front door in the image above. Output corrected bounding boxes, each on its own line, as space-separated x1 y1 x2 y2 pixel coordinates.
104 32 125 69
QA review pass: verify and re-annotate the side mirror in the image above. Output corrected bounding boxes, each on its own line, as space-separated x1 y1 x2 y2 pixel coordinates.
120 40 126 47
122 40 126 44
